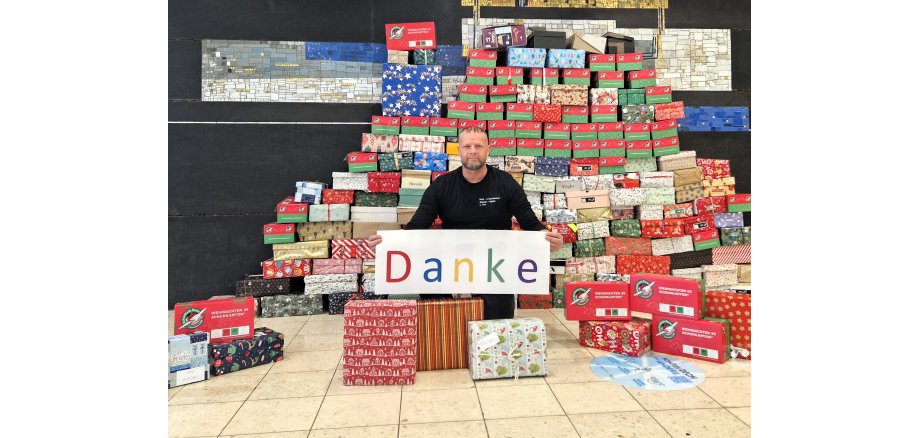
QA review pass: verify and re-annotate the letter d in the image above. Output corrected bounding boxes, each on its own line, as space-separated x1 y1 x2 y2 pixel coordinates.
386 251 411 282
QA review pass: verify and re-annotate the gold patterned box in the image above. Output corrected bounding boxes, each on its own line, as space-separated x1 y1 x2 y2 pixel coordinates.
651 235 693 256
509 171 524 187
272 240 329 261
550 84 589 106
575 220 610 240
702 264 739 288
577 206 612 222
738 264 752 283
297 221 352 241
673 167 703 187
506 156 536 173
675 183 705 204
657 151 697 171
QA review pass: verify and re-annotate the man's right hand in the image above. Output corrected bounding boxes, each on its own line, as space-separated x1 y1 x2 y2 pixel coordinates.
367 234 383 248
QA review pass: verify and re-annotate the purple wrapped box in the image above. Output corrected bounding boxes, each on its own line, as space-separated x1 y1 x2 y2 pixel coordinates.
714 212 744 228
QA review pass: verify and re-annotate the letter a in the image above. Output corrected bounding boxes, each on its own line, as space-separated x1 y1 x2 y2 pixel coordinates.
386 251 411 282
423 258 442 282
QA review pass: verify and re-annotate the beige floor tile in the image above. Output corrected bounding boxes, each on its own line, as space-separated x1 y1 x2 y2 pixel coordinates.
473 375 547 388
169 375 264 405
222 432 310 438
219 362 276 377
728 407 751 426
514 309 554 319
312 392 401 429
305 313 344 321
403 369 474 392
651 408 751 438
549 381 643 414
584 346 614 358
325 368 404 396
544 323 576 341
542 359 603 384
485 416 579 438
284 333 345 352
477 384 563 420
626 386 720 410
300 319 344 335
547 308 566 319
249 370 335 400
545 342 593 361
398 420 488 438
269 350 342 374
399 388 483 424
268 323 309 338
256 315 312 325
221 397 323 435
307 425 397 438
169 386 182 400
568 411 671 438
168 401 242 437
659 353 749 377
699 376 751 407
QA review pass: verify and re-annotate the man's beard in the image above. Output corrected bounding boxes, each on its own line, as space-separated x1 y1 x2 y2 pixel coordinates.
462 158 484 171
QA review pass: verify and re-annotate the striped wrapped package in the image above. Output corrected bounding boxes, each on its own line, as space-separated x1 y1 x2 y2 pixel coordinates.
416 298 485 371
712 244 751 264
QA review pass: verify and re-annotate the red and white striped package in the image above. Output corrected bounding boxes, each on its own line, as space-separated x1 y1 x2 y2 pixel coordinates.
331 239 375 259
711 244 751 264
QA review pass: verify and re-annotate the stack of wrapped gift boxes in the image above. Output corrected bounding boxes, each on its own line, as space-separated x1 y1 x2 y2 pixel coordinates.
169 296 284 386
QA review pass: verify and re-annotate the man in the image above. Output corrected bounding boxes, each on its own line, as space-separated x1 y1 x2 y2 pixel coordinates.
368 126 563 319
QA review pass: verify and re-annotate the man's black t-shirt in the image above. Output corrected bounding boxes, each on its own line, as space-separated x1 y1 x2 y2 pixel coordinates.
405 165 545 232
404 165 546 320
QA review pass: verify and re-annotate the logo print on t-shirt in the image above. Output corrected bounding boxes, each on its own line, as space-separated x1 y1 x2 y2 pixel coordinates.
478 196 500 207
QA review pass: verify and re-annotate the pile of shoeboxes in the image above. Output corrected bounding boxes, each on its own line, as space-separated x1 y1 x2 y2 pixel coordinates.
169 296 284 387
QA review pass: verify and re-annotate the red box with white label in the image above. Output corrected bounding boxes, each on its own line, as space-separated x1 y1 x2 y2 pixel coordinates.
174 297 255 343
401 116 429 128
458 119 487 130
682 213 716 235
651 314 728 364
564 281 631 321
385 22 437 50
458 84 489 97
630 273 702 319
563 68 591 80
569 158 600 176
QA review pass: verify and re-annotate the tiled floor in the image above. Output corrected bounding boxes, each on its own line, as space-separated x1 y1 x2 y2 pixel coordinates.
168 308 751 437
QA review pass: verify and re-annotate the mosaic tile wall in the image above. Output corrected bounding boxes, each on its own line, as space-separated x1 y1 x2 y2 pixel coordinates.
462 19 731 91
460 0 668 8
678 107 751 132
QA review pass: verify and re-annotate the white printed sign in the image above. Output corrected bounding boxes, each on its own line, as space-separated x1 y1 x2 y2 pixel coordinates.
375 229 550 295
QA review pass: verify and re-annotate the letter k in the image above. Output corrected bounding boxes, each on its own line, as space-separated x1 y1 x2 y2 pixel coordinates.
488 248 505 283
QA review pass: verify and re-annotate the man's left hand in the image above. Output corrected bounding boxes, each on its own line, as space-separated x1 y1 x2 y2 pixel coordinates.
542 230 564 252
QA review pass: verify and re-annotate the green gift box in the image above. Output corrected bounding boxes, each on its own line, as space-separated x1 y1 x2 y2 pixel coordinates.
610 219 641 237
622 104 655 124
458 84 489 103
515 121 543 139
650 120 679 139
476 103 505 121
371 116 401 135
618 89 645 105
447 101 477 120
487 120 516 139
401 126 429 135
599 139 626 157
355 192 398 207
652 137 680 157
506 103 534 121
398 188 426 207
550 243 573 259
469 49 498 68
413 49 436 65
561 106 589 124
727 194 752 212
468 318 547 380
616 53 644 71
627 69 657 89
489 138 517 156
552 287 566 308
644 85 672 104
599 156 626 174
515 139 545 157
594 71 625 88
574 238 606 257
625 157 658 172
720 227 745 246
543 123 571 140
378 152 415 172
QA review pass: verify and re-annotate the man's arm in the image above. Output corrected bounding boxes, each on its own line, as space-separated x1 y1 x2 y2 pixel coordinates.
505 173 545 232
404 179 441 230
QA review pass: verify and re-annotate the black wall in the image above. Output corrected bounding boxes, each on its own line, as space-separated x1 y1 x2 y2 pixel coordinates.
168 0 751 307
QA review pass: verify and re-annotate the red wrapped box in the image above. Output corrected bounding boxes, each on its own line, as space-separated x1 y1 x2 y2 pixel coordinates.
563 68 591 82
626 140 653 156
516 138 544 154
654 101 686 121
697 158 732 179
630 273 702 319
322 189 355 205
641 220 684 238
458 83 489 99
371 115 401 134
616 254 670 275
712 244 751 264
664 202 695 219
431 171 448 181
313 258 363 274
384 22 436 50
495 67 525 84
651 314 727 364
613 172 640 189
543 122 571 138
489 84 518 98
704 291 752 360
262 259 312 278
694 196 727 215
531 68 560 83
681 213 715 235
368 172 401 193
476 102 504 117
174 297 255 343
469 49 497 64
518 294 553 309
569 157 600 176
624 123 651 136
466 66 496 82
331 239 375 259
533 104 562 122
604 236 652 255
565 281 631 321
546 223 578 243
343 300 418 385
401 116 430 128
579 319 651 357
544 140 572 155
458 119 488 130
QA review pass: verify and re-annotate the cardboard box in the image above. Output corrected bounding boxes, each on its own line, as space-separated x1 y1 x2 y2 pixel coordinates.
429 117 458 136
562 105 590 124
516 139 545 157
343 300 418 385
651 314 727 363
627 69 657 89
488 84 518 103
371 116 401 135
481 23 526 50
547 49 586 68
466 67 496 86
506 47 547 68
447 101 477 119
727 194 752 212
168 332 210 388
351 221 401 239
487 120 516 139
652 137 680 157
401 170 432 190
400 116 430 135
528 29 567 49
276 197 309 223
568 32 607 54
616 53 644 71
645 85 673 104
530 68 560 85
594 70 625 88
174 297 255 343
571 123 598 141
591 105 618 123
626 140 653 158
515 121 543 139
533 104 562 122
506 103 535 121
475 102 504 120
543 140 572 158
261 259 312 279
597 123 625 141
578 319 650 357
624 123 651 141
494 67 525 85
603 33 636 55
385 22 437 50
458 83 489 103
563 68 592 86
543 122 571 140
382 63 442 117
566 189 610 209
588 53 617 72
263 223 296 244
565 281 630 321
489 137 517 156
469 49 497 68
599 156 626 174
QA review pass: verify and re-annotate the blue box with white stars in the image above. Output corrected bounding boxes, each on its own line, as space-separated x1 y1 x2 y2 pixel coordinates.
678 107 751 132
381 63 443 118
